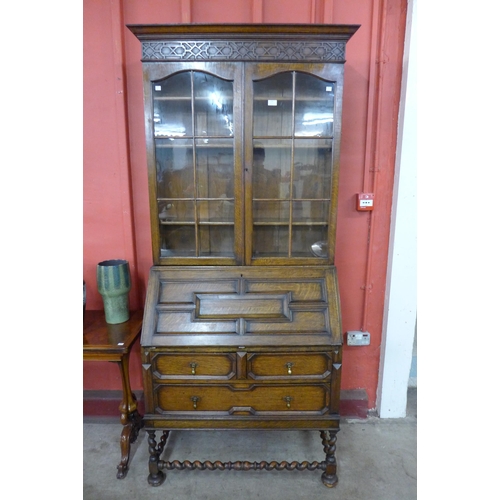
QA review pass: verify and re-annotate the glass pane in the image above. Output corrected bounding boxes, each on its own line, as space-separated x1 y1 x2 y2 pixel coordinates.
291 226 328 257
253 140 292 199
193 73 234 137
198 201 234 223
158 200 194 223
199 226 234 257
294 139 332 199
153 72 192 138
160 226 196 257
155 140 194 199
195 139 234 199
253 200 289 223
292 201 330 223
253 74 293 137
253 226 289 257
294 73 335 138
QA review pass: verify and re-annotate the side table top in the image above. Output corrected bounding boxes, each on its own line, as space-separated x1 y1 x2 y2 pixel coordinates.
83 310 143 358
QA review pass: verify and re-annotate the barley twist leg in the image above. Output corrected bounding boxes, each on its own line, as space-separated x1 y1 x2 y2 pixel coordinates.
147 430 168 486
320 429 339 487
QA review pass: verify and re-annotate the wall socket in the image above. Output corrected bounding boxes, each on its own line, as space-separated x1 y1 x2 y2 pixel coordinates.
347 331 370 346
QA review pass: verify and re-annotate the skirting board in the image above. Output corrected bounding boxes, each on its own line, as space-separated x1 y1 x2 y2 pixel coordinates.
83 389 368 420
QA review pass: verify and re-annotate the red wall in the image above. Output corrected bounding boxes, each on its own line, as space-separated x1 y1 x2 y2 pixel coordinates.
83 0 407 408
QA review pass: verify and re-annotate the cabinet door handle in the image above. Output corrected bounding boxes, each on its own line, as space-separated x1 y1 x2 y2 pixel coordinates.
190 362 198 375
285 362 294 375
191 396 200 409
283 396 293 408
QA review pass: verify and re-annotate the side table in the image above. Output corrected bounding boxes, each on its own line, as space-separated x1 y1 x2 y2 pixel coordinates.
83 309 144 479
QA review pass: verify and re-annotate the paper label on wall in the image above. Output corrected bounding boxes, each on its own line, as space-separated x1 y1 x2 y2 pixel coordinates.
268 100 277 106
154 85 162 91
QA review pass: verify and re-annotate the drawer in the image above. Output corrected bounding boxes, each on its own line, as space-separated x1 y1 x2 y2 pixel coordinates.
152 353 236 380
247 352 331 380
154 383 329 414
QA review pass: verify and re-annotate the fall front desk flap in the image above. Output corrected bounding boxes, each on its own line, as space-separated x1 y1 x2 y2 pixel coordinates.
141 266 342 347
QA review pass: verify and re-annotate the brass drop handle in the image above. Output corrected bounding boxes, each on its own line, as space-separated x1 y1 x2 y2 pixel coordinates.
190 362 197 375
285 362 294 375
191 396 200 409
284 396 293 409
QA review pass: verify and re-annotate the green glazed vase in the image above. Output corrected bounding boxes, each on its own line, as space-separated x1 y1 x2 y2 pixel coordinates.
96 259 131 324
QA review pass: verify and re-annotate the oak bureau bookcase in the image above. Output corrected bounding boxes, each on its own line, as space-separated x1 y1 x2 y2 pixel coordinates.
128 24 359 488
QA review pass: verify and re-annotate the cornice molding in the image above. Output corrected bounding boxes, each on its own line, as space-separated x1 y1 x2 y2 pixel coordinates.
128 24 360 63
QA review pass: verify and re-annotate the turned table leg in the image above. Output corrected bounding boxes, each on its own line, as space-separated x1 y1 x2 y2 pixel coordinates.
114 353 144 479
320 429 339 488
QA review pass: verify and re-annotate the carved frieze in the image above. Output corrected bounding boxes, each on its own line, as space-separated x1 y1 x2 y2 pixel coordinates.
142 40 346 62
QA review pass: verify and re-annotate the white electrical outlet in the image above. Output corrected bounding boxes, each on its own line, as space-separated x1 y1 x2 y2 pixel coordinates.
347 331 370 346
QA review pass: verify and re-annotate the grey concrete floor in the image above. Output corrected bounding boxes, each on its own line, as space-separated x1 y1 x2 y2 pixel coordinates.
83 388 416 500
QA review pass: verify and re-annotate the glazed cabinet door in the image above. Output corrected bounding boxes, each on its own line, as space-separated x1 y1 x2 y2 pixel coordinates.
142 60 345 267
143 62 244 265
244 63 345 266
